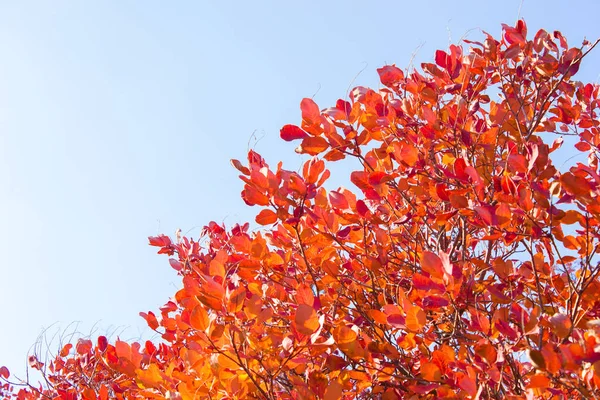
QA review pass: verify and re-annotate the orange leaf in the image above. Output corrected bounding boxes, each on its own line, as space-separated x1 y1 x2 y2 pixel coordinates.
59 343 73 357
190 305 210 331
115 340 131 361
241 186 270 206
368 309 388 325
560 210 582 225
295 304 320 335
562 235 579 250
449 194 469 208
255 209 278 225
496 203 512 227
561 172 590 196
227 286 246 313
198 275 225 310
527 374 550 389
296 136 329 155
99 385 109 400
406 306 426 332
541 343 561 374
136 364 163 389
324 380 343 400
529 349 546 370
334 325 358 344
549 313 572 339
421 362 442 381
295 284 315 307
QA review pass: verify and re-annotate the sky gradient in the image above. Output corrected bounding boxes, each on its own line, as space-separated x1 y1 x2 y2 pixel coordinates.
1 0 600 378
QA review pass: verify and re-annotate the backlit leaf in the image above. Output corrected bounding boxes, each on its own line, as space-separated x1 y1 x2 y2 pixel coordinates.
255 209 278 225
296 136 329 155
295 304 320 335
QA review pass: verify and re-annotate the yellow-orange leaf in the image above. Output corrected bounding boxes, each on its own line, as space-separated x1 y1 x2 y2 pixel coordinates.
406 305 426 332
136 364 163 389
334 325 358 344
227 286 246 313
421 362 442 381
190 305 209 331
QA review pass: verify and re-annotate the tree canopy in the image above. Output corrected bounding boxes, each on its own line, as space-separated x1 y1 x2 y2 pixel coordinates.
3 20 600 399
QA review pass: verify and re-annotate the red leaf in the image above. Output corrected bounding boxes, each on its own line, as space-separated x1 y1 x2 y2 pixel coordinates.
98 336 108 352
280 124 309 141
407 383 438 394
377 65 404 88
422 295 450 309
458 374 477 396
435 50 448 69
350 171 370 190
28 355 43 370
148 235 171 248
140 311 159 330
329 191 349 210
507 154 528 173
368 171 390 185
336 99 351 116
356 200 369 216
230 159 250 175
387 314 406 329
575 141 591 151
0 366 10 379
169 258 183 271
475 205 497 226
76 339 93 355
301 98 320 124
421 251 444 279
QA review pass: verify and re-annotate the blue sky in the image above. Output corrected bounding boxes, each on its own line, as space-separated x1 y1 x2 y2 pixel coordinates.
1 1 599 377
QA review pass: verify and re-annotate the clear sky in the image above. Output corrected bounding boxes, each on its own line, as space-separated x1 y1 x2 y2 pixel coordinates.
1 0 600 378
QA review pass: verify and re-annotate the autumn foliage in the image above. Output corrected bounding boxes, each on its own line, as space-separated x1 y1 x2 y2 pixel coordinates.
4 20 600 399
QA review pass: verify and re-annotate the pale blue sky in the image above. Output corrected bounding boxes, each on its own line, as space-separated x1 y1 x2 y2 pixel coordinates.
1 1 599 377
